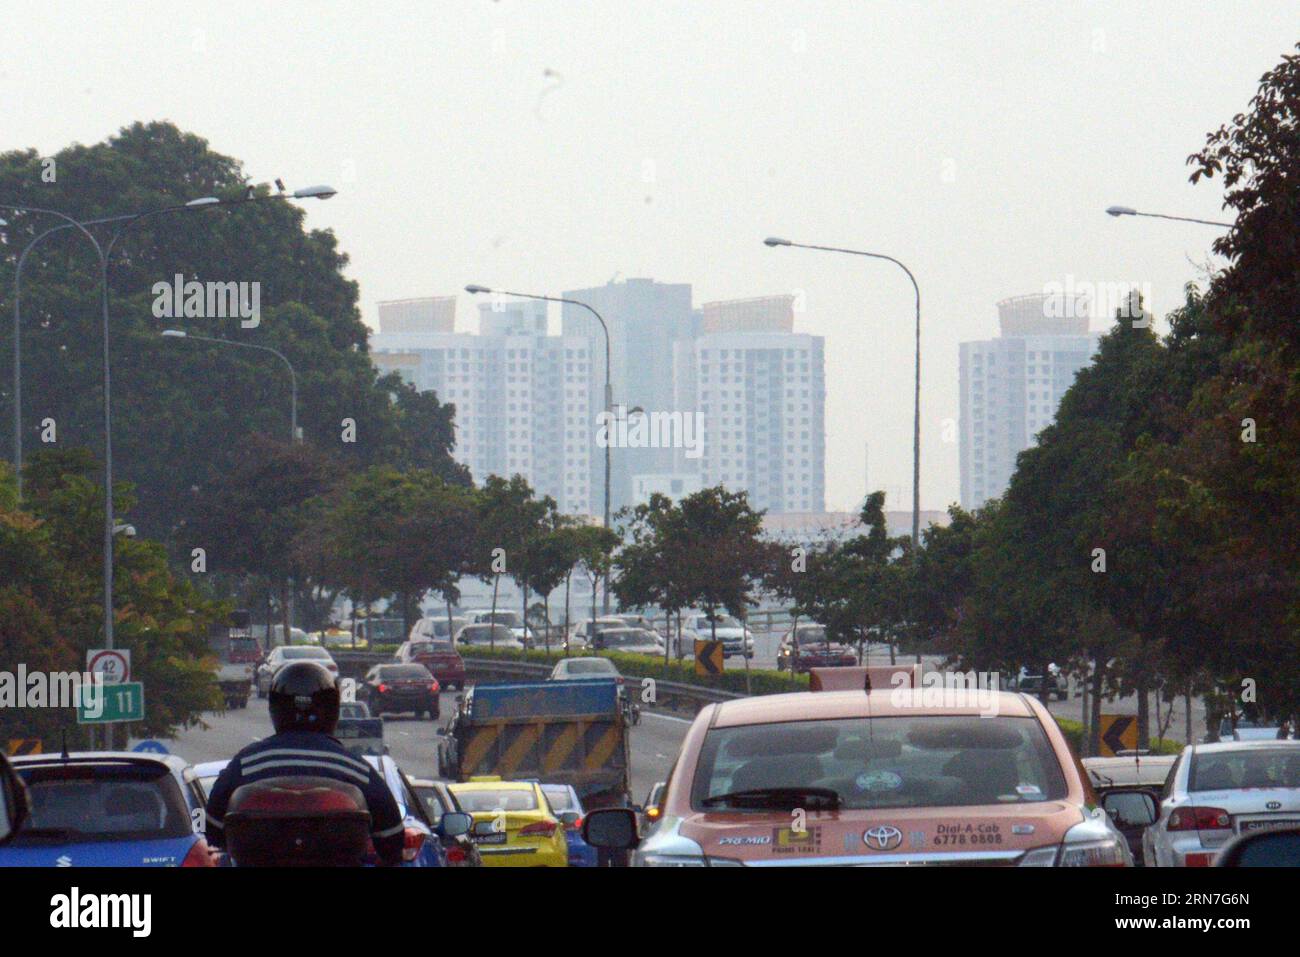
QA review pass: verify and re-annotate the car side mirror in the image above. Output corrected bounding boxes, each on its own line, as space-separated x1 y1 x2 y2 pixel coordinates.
438 811 473 838
0 753 29 845
1101 789 1158 828
1216 827 1300 866
581 807 639 850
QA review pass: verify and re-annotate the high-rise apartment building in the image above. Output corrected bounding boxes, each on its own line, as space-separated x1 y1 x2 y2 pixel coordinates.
371 298 594 516
959 294 1100 509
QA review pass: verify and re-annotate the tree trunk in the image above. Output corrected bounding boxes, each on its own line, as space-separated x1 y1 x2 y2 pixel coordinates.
1088 653 1104 757
562 573 571 659
1137 677 1150 751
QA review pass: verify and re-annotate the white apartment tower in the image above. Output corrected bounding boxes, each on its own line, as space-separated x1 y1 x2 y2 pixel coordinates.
959 294 1101 509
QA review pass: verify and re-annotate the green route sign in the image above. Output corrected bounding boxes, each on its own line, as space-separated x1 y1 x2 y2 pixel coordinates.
77 681 145 724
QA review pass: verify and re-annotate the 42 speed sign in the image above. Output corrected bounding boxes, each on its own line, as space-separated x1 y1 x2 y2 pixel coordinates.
86 649 131 685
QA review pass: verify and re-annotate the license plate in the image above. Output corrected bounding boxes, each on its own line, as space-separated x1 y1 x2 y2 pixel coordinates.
474 831 508 845
1240 818 1300 832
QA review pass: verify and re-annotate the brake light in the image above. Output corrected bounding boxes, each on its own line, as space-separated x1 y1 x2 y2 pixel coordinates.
402 827 427 862
519 820 558 837
1185 852 1215 867
182 839 216 867
568 815 583 831
1167 806 1230 831
646 806 662 820
446 844 467 864
429 679 440 693
378 683 389 693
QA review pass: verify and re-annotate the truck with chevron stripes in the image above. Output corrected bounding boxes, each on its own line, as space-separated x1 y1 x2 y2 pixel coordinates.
437 678 631 810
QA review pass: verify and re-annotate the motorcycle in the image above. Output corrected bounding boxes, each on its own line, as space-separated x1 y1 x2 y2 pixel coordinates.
224 776 374 867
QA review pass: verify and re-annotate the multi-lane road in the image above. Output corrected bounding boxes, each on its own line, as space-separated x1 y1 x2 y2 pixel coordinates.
142 692 691 804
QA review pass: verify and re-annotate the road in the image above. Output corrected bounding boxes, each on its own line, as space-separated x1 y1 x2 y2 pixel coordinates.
138 691 691 803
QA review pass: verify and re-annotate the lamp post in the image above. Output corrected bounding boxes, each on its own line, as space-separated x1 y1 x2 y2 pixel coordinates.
159 330 300 443
465 284 614 613
2 184 334 655
764 236 922 546
1104 205 1233 228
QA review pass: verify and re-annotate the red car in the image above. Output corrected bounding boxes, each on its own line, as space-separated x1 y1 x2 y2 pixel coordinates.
395 639 466 691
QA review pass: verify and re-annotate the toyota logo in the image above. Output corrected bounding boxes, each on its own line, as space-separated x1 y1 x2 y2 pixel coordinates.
863 825 904 851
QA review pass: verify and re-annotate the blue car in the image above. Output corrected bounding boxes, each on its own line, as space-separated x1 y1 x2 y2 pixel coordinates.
0 752 214 867
541 783 599 868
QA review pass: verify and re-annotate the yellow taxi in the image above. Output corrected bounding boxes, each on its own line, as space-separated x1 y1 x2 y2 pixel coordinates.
448 777 568 867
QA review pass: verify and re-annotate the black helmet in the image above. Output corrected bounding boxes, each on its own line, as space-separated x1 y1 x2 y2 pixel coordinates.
268 661 340 735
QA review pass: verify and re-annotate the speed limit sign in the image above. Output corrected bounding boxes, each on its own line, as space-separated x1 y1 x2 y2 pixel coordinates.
87 648 131 685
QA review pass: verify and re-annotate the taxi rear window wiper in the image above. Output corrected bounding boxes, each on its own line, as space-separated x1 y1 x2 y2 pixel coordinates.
700 786 841 809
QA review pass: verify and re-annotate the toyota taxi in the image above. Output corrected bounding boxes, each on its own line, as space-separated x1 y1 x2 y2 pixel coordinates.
582 687 1131 866
448 777 568 867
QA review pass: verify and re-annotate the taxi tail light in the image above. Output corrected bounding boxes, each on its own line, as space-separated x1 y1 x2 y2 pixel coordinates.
519 820 558 837
445 844 467 864
1185 852 1215 867
402 827 427 862
377 683 389 694
1167 806 1230 832
182 839 216 867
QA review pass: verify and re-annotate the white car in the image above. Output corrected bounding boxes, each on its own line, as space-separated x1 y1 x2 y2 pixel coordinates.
409 616 466 643
566 617 631 650
255 645 339 696
679 612 754 660
588 627 665 656
1143 740 1300 867
549 657 622 681
453 622 523 650
463 610 535 645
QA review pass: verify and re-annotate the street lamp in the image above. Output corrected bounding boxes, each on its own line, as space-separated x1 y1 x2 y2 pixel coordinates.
2 184 335 654
465 283 615 613
159 330 300 443
1105 205 1233 228
764 236 923 546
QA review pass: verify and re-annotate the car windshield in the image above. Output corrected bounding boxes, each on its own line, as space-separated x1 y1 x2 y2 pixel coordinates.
379 665 431 680
411 641 454 654
695 615 741 629
565 659 618 675
15 763 194 842
1189 748 1300 791
794 627 829 645
431 620 463 638
282 647 330 660
542 785 578 813
482 611 522 628
600 629 658 647
459 624 514 643
691 715 1068 811
453 788 539 812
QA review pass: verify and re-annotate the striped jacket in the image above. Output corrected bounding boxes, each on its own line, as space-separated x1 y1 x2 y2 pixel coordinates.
205 730 405 864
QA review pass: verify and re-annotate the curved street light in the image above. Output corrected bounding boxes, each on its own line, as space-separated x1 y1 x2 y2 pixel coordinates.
159 330 300 443
1105 205 1233 228
764 236 923 546
465 283 615 613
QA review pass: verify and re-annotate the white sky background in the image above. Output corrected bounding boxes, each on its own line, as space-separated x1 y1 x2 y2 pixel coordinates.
3 1 1294 512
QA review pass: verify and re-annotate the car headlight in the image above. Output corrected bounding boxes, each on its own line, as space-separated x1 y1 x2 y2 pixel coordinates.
1057 836 1129 868
640 853 708 867
1017 846 1061 867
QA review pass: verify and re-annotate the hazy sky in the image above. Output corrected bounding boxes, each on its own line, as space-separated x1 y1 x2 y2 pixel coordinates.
5 2 1294 512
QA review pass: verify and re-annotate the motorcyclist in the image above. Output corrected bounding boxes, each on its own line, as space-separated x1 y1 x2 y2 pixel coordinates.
205 660 404 865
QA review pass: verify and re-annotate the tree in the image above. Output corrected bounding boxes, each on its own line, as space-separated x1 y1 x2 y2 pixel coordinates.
0 451 223 746
0 122 463 552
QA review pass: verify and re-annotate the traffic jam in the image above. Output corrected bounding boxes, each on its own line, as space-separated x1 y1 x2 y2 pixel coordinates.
2 610 1297 872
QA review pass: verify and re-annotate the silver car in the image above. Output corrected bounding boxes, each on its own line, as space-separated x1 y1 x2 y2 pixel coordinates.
1143 740 1300 867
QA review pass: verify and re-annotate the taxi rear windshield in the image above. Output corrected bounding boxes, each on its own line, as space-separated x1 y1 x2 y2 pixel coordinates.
1189 748 1300 791
691 715 1067 811
454 788 539 812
